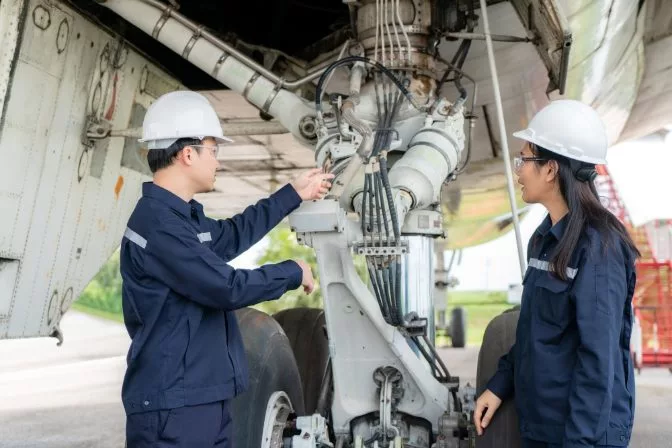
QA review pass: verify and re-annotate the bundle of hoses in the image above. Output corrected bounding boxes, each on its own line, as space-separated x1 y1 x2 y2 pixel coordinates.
361 72 405 327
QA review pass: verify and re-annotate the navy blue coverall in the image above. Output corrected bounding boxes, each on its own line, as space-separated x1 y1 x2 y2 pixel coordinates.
487 215 637 447
119 182 304 447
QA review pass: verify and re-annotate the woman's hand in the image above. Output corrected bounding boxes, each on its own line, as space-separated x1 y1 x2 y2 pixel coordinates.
473 389 503 436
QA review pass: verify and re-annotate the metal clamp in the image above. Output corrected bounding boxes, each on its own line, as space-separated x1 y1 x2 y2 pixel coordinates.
401 312 428 338
261 79 284 114
243 72 261 101
182 25 204 59
211 52 230 77
151 6 174 39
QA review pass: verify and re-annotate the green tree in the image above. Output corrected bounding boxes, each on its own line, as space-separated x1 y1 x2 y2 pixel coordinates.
252 224 369 315
76 248 123 315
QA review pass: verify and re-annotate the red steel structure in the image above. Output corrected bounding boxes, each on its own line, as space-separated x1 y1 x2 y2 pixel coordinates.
595 165 672 369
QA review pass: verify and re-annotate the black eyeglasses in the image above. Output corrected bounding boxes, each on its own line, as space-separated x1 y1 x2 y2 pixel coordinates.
513 156 547 172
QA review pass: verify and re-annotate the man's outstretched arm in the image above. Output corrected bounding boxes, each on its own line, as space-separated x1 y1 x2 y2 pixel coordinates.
207 169 333 261
145 220 305 310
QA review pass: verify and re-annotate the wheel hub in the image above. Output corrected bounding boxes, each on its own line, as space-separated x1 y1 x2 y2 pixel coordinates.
261 391 294 448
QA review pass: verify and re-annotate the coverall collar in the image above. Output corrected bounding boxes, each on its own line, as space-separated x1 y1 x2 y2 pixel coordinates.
535 213 568 241
142 182 203 220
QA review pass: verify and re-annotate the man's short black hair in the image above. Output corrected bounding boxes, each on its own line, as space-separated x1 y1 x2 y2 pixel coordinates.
147 138 201 173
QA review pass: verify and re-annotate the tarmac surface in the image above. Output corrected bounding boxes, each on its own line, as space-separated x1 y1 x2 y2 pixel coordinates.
0 311 670 447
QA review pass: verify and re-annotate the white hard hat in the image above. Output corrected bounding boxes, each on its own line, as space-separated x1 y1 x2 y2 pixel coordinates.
512 99 608 164
139 90 233 149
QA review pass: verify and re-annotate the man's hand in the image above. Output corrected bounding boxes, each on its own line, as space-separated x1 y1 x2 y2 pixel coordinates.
473 389 502 436
290 168 335 201
295 260 315 294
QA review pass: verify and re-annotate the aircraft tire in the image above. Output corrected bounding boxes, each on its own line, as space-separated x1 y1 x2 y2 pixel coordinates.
450 307 467 348
273 307 331 416
230 307 305 447
475 308 521 448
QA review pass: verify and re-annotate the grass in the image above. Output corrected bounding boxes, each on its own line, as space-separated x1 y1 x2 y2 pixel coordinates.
437 291 515 347
72 302 125 323
448 291 510 306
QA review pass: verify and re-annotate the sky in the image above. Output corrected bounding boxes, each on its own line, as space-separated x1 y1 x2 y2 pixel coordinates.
227 238 268 270
604 132 672 227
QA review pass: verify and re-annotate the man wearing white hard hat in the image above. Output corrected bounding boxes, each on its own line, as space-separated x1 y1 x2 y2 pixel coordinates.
474 99 639 447
119 90 333 446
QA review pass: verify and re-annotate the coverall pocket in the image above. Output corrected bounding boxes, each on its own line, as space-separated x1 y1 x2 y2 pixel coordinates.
158 408 179 442
536 274 570 327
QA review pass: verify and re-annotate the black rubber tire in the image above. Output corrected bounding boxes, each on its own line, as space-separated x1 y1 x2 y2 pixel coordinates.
230 308 305 448
450 307 467 348
475 308 521 448
273 307 330 415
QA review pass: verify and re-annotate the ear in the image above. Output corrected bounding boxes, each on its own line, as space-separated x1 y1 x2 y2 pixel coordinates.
178 146 195 166
545 160 559 183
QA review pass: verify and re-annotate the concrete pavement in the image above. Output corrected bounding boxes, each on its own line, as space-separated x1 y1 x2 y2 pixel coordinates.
0 310 670 447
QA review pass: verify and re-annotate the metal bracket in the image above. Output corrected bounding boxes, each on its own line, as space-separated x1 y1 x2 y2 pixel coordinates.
401 209 444 237
288 199 347 234
85 120 111 140
459 383 477 416
291 414 332 448
49 323 64 346
330 139 358 161
372 366 404 442
436 411 462 448
354 242 408 256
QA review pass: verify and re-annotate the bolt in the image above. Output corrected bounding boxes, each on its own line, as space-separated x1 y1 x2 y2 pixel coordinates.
349 42 365 56
299 116 318 140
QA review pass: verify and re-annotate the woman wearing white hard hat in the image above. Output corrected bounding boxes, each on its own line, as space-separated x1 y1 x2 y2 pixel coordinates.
474 99 640 447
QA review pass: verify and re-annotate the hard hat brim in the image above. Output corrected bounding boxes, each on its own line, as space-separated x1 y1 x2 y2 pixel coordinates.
138 134 235 145
512 128 546 152
512 128 607 164
512 128 534 144
215 135 234 143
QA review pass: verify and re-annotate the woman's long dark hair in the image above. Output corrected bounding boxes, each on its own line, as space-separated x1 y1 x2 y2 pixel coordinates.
532 144 640 281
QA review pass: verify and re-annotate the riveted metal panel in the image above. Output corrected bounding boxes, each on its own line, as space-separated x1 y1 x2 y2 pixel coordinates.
0 0 178 338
